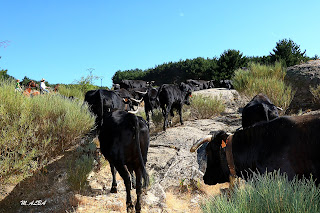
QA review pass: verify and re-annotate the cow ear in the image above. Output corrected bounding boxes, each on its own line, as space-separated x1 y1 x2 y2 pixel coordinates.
214 130 229 146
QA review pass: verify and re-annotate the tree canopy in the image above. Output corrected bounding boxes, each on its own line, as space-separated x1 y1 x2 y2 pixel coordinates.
270 39 307 67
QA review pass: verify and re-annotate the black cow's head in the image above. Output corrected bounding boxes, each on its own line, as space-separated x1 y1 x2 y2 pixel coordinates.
179 82 193 105
148 88 159 109
202 131 230 185
267 104 280 120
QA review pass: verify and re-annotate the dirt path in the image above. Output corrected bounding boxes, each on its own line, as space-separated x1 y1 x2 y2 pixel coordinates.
0 88 243 213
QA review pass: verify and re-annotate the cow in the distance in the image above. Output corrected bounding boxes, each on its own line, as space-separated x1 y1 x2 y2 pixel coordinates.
119 80 151 89
186 79 212 90
219 79 234 89
143 87 160 127
242 93 281 128
99 110 149 212
112 83 121 90
190 114 320 185
158 82 193 131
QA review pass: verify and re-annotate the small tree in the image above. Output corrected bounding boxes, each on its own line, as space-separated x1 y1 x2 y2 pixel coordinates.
217 49 248 79
73 69 99 94
270 39 307 67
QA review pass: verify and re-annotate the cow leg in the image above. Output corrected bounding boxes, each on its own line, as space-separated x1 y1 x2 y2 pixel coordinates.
131 171 136 189
116 165 134 212
169 109 174 126
134 169 143 213
178 106 184 125
162 104 172 131
110 163 117 193
145 109 150 128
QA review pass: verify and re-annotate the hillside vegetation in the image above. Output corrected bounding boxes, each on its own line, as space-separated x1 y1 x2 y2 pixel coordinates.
202 171 320 213
232 62 294 113
0 80 95 185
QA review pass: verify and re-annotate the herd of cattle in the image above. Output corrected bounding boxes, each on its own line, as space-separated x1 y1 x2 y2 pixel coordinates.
83 79 320 212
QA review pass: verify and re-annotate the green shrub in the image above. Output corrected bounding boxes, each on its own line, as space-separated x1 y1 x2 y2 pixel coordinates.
201 170 320 213
188 95 225 119
67 154 94 191
232 62 294 113
57 84 86 100
0 80 95 184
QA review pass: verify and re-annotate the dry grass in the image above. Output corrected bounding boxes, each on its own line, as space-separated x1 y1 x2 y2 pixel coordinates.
232 62 294 113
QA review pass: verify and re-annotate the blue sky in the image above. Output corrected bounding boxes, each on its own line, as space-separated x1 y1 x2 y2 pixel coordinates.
1 1 319 88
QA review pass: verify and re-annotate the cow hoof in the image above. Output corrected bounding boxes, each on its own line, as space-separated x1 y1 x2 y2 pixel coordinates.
132 183 136 189
110 186 117 193
127 202 134 212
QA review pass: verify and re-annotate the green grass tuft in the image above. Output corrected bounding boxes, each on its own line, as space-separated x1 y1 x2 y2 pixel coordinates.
201 171 320 213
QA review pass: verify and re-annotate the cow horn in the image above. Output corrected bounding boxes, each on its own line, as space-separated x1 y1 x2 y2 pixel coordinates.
190 135 212 152
135 91 147 95
128 108 139 114
130 97 143 103
277 107 283 111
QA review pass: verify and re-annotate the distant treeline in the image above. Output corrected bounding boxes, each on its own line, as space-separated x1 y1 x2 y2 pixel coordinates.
112 39 319 86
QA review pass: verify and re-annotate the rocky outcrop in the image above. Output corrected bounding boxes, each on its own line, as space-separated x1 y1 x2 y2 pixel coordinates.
285 60 320 113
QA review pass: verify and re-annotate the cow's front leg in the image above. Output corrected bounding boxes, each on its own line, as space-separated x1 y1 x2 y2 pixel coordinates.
110 163 117 193
134 169 143 213
178 106 184 125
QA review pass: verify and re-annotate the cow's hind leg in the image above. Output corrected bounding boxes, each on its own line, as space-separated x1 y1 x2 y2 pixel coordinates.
162 104 172 131
134 169 143 213
145 109 150 128
110 163 117 193
116 165 134 212
169 109 174 126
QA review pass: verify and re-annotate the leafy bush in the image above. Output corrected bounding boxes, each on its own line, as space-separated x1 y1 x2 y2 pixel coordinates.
232 62 294 113
201 170 320 213
67 154 94 191
0 80 95 184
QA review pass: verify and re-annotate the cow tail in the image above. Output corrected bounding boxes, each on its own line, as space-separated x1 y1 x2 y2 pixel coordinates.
134 116 149 188
156 84 164 100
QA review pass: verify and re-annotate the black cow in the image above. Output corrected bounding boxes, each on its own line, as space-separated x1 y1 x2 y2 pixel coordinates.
99 110 149 212
119 80 150 89
242 93 281 128
112 83 120 90
84 89 135 131
219 79 234 89
190 114 320 185
114 88 143 111
143 87 160 126
128 87 148 100
158 82 192 131
186 79 212 90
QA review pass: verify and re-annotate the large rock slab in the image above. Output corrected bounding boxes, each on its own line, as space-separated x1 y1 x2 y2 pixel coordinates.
285 60 320 113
